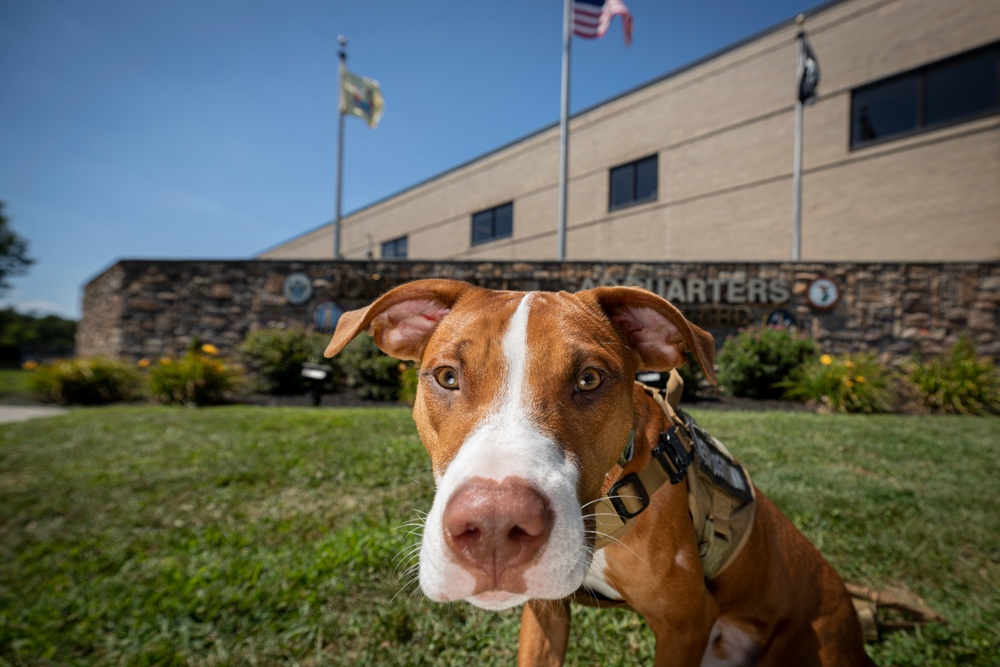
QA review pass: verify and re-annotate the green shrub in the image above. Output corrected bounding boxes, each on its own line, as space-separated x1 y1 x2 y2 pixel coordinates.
675 354 706 401
906 337 999 415
237 328 334 394
336 336 403 402
780 352 894 413
148 349 240 406
398 362 419 406
717 327 817 399
27 357 140 405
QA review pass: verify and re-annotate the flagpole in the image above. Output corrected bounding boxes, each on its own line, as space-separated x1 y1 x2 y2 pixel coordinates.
334 35 347 259
557 0 572 261
791 21 805 263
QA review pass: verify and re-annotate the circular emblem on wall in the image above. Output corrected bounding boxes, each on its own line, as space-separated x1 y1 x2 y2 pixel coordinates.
763 308 799 329
806 277 841 311
283 272 314 306
313 301 344 333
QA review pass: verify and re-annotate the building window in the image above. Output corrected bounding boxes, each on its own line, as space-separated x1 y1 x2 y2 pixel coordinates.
471 202 513 246
609 154 658 211
851 42 999 149
381 235 408 258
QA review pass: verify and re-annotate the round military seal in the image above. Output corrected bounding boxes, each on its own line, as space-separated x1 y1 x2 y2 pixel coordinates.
806 277 840 311
313 301 344 333
283 272 314 306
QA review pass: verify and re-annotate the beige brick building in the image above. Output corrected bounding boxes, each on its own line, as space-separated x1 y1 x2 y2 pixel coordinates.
260 0 1000 263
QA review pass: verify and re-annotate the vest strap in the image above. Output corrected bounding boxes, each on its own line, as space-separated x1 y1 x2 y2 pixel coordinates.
591 376 757 580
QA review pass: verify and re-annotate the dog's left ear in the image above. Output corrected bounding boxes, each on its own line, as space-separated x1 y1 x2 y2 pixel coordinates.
590 287 717 385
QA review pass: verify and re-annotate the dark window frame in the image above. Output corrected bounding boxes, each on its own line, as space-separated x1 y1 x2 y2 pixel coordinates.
850 41 1000 150
381 235 408 259
470 201 514 246
608 154 659 212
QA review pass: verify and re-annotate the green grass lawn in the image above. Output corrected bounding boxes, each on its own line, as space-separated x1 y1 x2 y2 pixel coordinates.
0 369 33 402
1 406 997 666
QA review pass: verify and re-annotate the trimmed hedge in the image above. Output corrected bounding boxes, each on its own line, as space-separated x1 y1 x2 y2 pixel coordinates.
717 327 817 399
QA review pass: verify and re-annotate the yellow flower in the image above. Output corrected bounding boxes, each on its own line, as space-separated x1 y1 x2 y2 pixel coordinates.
160 357 173 365
844 360 854 368
201 343 219 355
855 375 865 384
843 379 854 388
819 354 833 366
21 360 39 371
137 358 151 368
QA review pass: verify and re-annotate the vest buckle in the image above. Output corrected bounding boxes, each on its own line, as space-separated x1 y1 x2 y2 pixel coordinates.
608 473 650 521
652 425 693 485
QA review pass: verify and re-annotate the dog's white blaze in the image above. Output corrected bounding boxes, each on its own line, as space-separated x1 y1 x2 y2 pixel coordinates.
502 291 532 421
418 294 589 611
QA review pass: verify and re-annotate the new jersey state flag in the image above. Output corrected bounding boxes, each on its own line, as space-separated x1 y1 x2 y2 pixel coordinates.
340 70 384 128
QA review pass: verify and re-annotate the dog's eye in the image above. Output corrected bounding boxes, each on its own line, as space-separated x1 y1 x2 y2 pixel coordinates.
576 369 603 392
434 367 460 390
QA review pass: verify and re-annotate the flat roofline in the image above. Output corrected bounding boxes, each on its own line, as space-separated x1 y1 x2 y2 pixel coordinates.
97 256 997 277
257 0 849 257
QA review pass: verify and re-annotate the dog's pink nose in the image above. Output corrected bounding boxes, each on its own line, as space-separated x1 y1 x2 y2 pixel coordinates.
442 476 553 591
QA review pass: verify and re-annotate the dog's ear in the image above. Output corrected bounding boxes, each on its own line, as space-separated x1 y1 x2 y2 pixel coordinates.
324 280 472 361
590 286 717 385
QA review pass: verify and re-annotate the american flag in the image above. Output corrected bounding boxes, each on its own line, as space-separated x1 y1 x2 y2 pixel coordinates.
573 0 633 46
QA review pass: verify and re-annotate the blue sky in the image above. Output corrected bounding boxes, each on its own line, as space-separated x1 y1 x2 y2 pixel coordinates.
0 0 826 319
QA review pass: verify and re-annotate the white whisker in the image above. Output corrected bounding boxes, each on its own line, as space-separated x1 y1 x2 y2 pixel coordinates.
585 530 643 562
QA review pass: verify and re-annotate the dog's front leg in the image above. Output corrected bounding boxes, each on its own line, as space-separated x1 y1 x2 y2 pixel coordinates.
518 599 571 667
647 596 721 667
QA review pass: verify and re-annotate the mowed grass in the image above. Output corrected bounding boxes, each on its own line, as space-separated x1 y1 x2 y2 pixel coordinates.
0 407 997 666
0 370 33 402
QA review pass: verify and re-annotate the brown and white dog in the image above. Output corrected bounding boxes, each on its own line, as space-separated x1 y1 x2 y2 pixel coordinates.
324 279 874 667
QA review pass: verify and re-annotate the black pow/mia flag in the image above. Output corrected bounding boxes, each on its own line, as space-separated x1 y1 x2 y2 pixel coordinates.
798 34 820 105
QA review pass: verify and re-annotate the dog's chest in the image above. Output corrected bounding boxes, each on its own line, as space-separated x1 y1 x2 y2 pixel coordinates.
582 549 624 601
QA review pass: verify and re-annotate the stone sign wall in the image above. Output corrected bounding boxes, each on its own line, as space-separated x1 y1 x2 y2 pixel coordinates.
77 260 1000 364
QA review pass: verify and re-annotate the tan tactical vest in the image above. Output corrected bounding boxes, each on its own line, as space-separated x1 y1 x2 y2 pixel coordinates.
592 376 757 580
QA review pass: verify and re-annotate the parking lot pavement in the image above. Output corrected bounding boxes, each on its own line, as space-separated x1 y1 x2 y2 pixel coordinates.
0 406 69 424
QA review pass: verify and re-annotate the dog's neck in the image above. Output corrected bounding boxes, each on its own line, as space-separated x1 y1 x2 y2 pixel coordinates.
600 383 673 494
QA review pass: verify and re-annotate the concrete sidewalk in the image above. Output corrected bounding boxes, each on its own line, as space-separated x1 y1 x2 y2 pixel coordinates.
0 406 69 424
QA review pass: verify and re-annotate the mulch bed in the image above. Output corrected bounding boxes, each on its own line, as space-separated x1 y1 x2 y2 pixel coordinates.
227 389 391 409
228 389 814 413
2 386 815 412
682 394 814 412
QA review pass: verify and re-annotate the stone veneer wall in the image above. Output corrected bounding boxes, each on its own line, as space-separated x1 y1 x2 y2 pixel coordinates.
77 260 1000 363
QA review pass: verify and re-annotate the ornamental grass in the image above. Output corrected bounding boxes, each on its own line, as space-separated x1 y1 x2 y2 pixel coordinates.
906 337 1000 415
779 352 894 414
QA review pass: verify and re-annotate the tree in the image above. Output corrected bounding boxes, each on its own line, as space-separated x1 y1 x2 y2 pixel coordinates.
0 202 34 294
0 309 76 348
